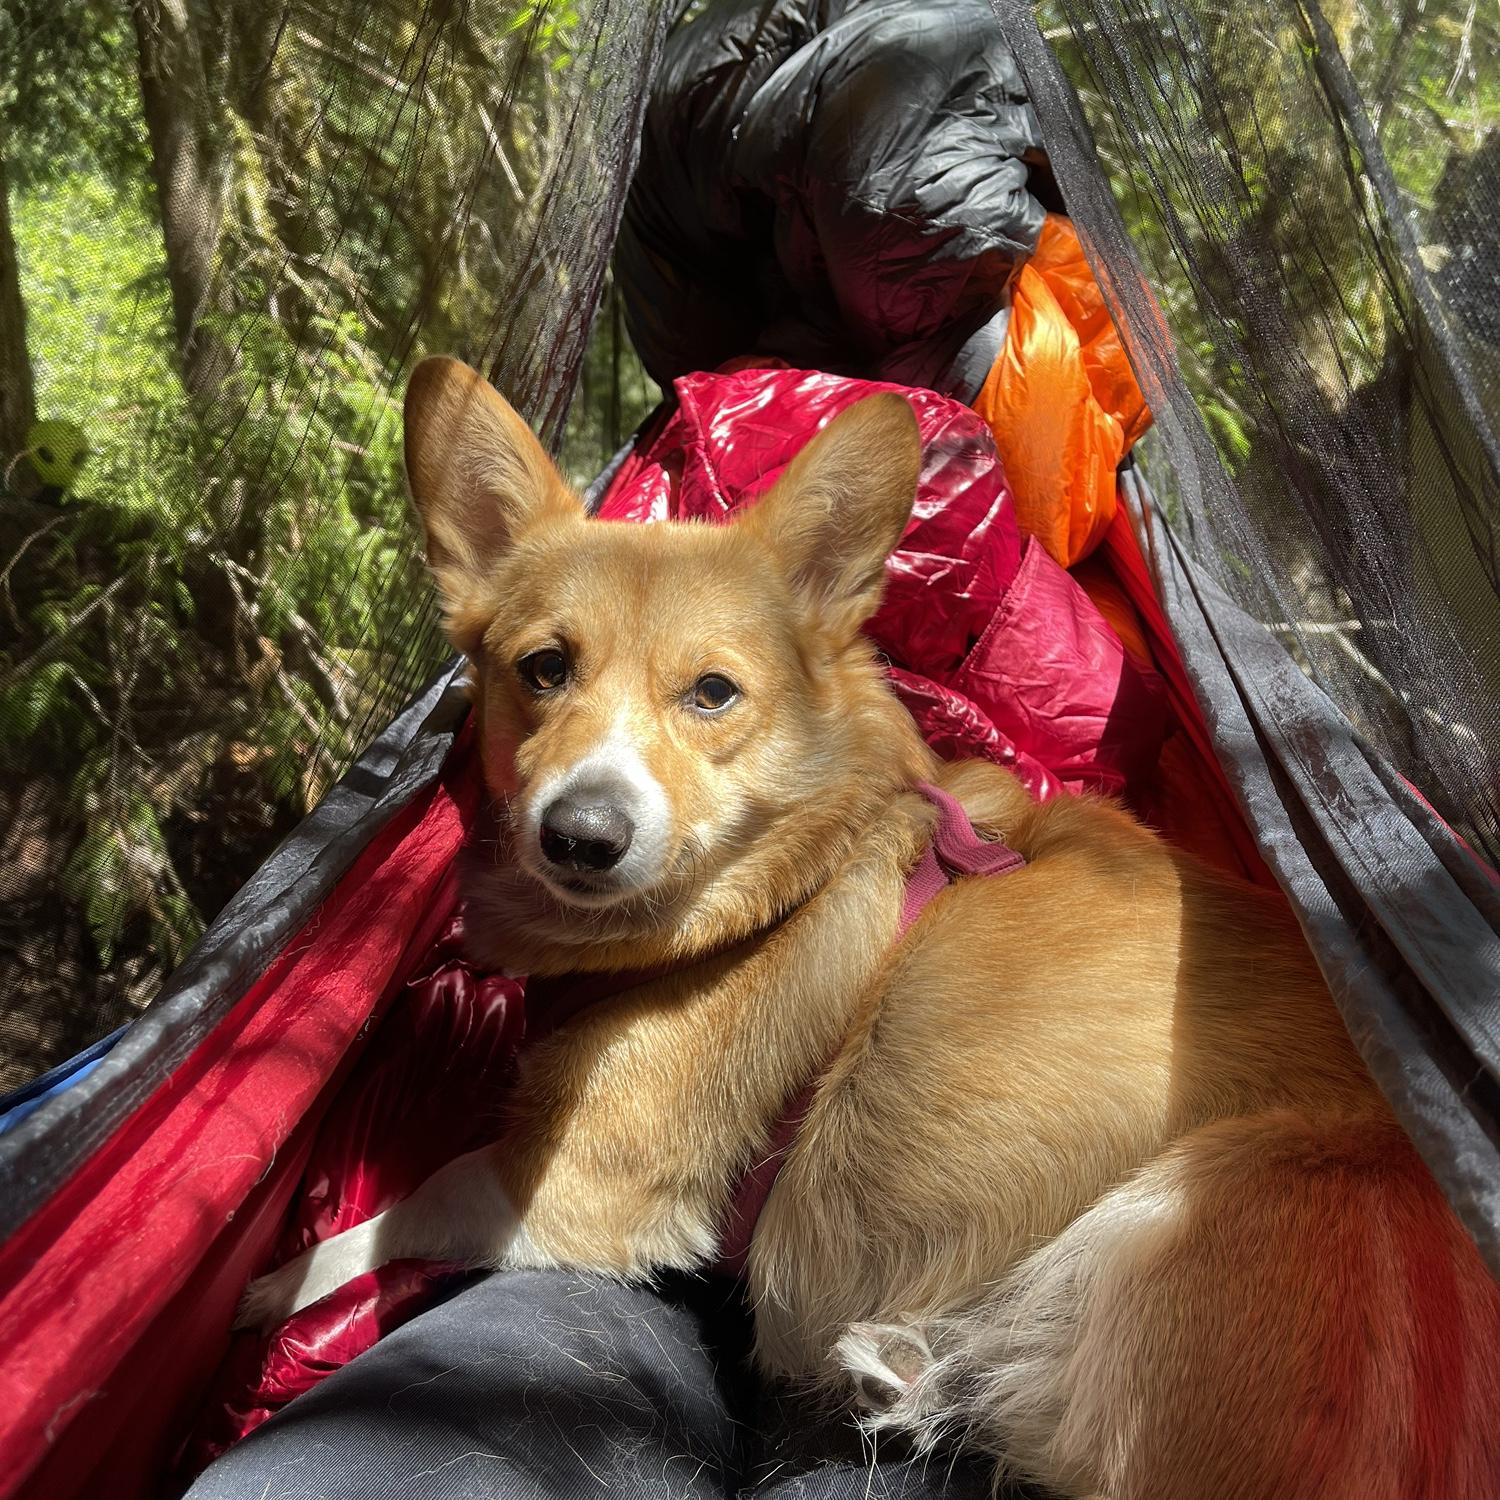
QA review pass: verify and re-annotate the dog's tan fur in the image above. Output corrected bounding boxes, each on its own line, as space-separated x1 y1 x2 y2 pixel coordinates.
242 358 1500 1499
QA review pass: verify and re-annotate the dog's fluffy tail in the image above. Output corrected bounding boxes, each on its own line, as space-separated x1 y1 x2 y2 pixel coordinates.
841 1110 1500 1500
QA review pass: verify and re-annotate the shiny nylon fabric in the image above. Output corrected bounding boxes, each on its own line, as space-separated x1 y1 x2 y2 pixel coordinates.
179 904 525 1479
598 367 1022 681
598 366 1168 800
616 0 1052 398
974 214 1153 568
0 727 481 1500
182 368 1170 1473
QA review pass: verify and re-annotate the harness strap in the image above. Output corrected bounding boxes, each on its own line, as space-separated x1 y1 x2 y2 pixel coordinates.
898 780 1027 935
716 780 1026 1276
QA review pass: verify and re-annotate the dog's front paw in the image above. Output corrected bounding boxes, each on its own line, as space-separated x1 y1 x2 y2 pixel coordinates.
233 1215 392 1331
233 1222 380 1332
234 1255 315 1332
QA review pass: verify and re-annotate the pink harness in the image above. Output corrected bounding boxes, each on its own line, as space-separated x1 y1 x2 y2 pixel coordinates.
715 780 1026 1275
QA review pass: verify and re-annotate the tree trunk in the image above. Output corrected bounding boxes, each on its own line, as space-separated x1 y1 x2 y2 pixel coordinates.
130 0 229 398
231 2 320 338
0 153 37 486
227 0 288 131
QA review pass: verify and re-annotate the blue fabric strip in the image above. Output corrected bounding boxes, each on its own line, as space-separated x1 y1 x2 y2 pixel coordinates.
0 1025 128 1137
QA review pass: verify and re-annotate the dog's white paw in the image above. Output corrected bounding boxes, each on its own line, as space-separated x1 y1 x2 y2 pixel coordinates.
836 1319 936 1415
233 1219 386 1332
234 1255 316 1332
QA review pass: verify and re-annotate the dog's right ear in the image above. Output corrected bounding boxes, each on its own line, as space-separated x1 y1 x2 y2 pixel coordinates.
404 356 580 649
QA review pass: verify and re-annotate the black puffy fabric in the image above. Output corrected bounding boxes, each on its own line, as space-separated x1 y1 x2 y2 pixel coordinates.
616 0 1055 398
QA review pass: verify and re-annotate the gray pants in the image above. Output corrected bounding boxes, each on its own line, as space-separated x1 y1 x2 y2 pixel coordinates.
186 1270 1006 1498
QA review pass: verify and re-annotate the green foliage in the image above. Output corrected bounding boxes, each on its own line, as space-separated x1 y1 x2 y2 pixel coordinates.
0 660 74 740
0 2 152 194
1201 399 1252 471
15 169 191 521
1 0 652 1003
510 3 581 50
1045 0 1496 479
60 782 200 968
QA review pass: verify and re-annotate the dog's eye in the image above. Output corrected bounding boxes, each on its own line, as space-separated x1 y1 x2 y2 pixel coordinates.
691 674 739 713
518 648 569 692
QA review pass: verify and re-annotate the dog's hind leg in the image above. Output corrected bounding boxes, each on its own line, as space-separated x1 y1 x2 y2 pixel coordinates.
835 1110 1500 1500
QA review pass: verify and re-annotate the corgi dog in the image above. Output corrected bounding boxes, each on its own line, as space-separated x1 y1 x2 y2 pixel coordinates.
240 357 1500 1500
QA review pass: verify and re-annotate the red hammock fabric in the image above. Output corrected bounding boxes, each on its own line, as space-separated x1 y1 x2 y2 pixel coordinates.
0 733 482 1500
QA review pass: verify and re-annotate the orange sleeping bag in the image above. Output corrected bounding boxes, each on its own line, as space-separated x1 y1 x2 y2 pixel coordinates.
973 215 1152 571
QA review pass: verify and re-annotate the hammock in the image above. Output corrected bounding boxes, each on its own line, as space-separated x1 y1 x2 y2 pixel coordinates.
0 3 1496 1495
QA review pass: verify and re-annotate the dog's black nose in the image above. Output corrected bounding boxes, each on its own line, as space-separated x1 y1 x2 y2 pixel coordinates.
540 796 634 872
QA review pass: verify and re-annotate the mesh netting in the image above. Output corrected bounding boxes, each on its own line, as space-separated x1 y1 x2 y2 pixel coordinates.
1008 0 1499 860
3 0 1495 1094
0 0 667 1088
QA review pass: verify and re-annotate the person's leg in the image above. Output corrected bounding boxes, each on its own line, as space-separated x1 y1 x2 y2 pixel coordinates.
185 1270 739 1500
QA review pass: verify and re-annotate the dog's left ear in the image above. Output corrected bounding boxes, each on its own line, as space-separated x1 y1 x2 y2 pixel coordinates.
739 394 921 639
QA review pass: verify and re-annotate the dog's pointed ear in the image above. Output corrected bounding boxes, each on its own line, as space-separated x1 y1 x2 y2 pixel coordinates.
739 394 921 639
404 356 580 649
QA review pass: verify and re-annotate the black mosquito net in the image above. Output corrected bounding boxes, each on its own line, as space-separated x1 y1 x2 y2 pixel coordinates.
1025 0 1498 864
1 0 1495 1121
0 0 669 1088
1006 0 1500 1263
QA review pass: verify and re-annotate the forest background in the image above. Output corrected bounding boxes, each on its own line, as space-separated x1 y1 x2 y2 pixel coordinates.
0 0 1492 1087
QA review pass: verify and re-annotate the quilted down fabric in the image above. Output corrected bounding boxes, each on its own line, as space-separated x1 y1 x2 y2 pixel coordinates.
598 366 1167 799
974 215 1155 568
615 0 1055 399
182 366 1169 1474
